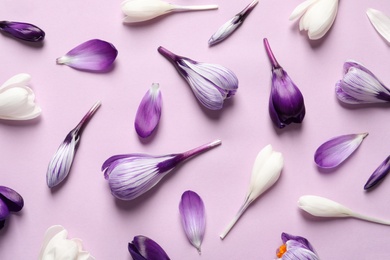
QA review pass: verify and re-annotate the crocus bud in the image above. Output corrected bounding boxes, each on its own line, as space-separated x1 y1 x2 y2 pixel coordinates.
0 21 45 42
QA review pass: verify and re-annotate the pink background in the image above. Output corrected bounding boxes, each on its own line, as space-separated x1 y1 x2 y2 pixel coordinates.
1 0 390 259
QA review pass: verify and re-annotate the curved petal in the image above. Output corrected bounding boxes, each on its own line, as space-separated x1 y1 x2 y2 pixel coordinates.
367 8 390 44
364 156 390 190
0 86 41 120
0 73 31 92
121 0 173 23
283 240 319 260
0 199 10 221
0 21 45 42
129 235 170 260
0 186 24 212
289 0 318 21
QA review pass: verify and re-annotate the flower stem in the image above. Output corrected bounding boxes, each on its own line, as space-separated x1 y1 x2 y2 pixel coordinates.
263 38 281 69
220 196 252 239
239 0 259 20
73 101 101 136
172 4 218 12
351 211 390 225
157 46 179 62
181 140 221 161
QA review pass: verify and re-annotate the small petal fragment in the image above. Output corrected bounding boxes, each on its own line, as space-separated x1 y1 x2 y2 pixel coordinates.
276 232 319 260
0 21 45 42
135 83 162 138
0 186 23 229
56 39 118 72
314 133 368 169
179 190 206 253
367 8 390 44
128 235 170 260
364 156 390 190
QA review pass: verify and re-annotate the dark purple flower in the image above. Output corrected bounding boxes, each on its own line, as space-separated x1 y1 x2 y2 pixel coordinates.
56 39 118 72
276 232 319 260
0 186 24 230
263 38 305 129
0 21 45 42
364 156 390 190
128 235 170 260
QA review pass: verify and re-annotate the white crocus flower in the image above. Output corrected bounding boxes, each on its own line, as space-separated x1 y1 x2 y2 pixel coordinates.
289 0 339 40
39 225 95 260
0 73 41 120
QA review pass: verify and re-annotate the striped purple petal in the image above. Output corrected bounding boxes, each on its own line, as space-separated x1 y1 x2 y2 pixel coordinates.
0 21 45 42
56 39 118 72
314 133 368 169
364 156 390 190
135 83 162 138
277 233 319 260
128 235 170 260
179 190 206 254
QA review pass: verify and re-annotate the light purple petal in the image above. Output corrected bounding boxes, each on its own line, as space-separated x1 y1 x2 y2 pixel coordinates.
179 190 206 253
314 133 368 169
283 240 319 260
135 83 162 138
56 39 118 72
335 81 363 104
0 186 24 212
128 235 170 260
364 156 390 190
281 233 315 253
0 21 45 42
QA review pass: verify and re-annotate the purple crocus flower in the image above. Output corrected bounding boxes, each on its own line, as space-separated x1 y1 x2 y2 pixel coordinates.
135 83 162 138
335 60 390 104
56 39 118 72
276 232 319 260
46 101 101 188
179 190 206 254
0 21 45 42
128 235 170 260
364 156 390 190
102 140 221 200
263 38 305 129
158 46 238 110
0 186 24 230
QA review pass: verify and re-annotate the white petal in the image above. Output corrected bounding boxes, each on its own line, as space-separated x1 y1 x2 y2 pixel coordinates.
367 8 390 44
38 226 66 260
304 0 338 39
0 86 41 120
289 0 318 21
121 0 172 23
298 195 352 217
0 73 31 92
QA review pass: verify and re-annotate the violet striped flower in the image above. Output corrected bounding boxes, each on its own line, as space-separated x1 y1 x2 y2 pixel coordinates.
276 232 319 260
0 21 45 42
128 235 170 260
46 101 101 188
102 140 221 201
56 39 118 72
135 83 162 138
158 46 238 110
0 186 24 230
263 38 305 129
335 61 390 104
314 133 368 169
179 190 206 254
364 156 390 190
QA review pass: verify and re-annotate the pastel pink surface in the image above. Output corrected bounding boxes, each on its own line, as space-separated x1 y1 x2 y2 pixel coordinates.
0 0 390 259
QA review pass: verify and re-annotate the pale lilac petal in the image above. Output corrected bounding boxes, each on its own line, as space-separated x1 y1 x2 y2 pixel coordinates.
367 8 390 44
364 156 390 190
314 133 368 168
56 39 118 72
135 83 162 138
277 232 319 260
179 190 205 253
128 235 170 260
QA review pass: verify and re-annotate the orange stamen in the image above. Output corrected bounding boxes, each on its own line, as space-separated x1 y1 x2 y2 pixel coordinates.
276 244 287 258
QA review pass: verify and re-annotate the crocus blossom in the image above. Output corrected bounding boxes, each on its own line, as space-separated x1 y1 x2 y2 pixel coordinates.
364 156 390 190
263 38 305 129
298 195 390 226
367 8 390 44
208 0 258 46
39 225 94 260
158 46 238 110
102 140 221 200
0 186 24 230
335 60 390 104
0 21 45 42
135 83 162 138
179 190 206 254
0 73 41 120
121 0 218 23
289 0 339 40
128 235 170 260
276 232 319 260
314 132 368 169
220 144 284 239
46 101 101 188
56 39 118 72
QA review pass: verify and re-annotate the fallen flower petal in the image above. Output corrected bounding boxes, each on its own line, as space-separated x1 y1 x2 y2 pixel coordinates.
0 186 23 230
56 39 118 72
276 232 319 260
179 190 206 253
121 0 218 23
263 38 305 129
364 156 390 190
0 21 45 42
129 235 170 260
335 60 390 104
0 73 41 120
46 101 101 188
367 8 390 44
208 0 258 46
298 195 390 225
135 83 162 138
314 132 368 169
103 140 221 200
158 46 238 110
39 225 94 260
289 0 339 40
220 144 283 239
